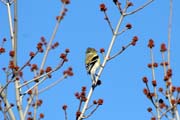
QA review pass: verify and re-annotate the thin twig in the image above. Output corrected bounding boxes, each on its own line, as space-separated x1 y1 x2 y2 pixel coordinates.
161 52 173 110
145 83 157 108
23 76 47 96
31 68 39 120
84 105 100 119
167 0 172 69
0 80 14 95
117 2 123 14
167 0 179 119
30 6 67 115
18 59 65 89
23 91 35 119
150 48 160 120
38 74 67 94
86 104 95 110
77 87 94 120
6 2 14 48
116 27 128 35
150 49 156 85
100 52 106 60
19 51 39 72
18 69 53 89
160 106 174 119
161 52 167 77
107 43 131 61
77 100 83 113
64 109 68 120
104 11 114 34
40 3 66 70
0 85 15 120
125 0 154 16
33 87 38 120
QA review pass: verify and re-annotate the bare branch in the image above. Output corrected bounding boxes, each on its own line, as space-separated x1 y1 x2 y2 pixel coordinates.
117 2 123 14
23 92 35 119
149 49 156 86
145 82 157 108
0 80 14 95
18 58 66 89
40 3 66 70
149 48 161 119
19 51 39 72
161 52 167 77
116 27 128 36
84 105 100 119
38 74 67 94
22 75 47 96
160 106 175 119
77 86 94 120
107 43 131 61
6 2 14 48
0 85 15 120
33 87 38 120
167 0 173 69
64 109 68 120
104 11 114 34
125 0 154 16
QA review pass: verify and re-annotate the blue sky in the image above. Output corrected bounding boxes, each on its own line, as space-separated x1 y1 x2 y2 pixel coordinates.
1 0 180 120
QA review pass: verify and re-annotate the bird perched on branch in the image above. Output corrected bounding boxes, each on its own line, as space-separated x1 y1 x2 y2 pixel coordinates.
85 48 100 85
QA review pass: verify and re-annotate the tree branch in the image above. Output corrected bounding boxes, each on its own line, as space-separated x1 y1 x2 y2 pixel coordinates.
77 5 127 120
40 3 66 70
125 0 154 16
149 48 161 119
0 85 15 120
107 43 131 61
38 74 67 94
